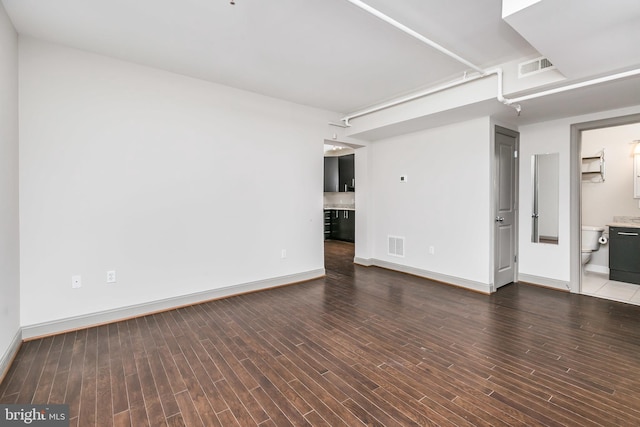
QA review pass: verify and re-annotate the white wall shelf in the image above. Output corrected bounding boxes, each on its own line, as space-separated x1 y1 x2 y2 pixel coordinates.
581 150 605 182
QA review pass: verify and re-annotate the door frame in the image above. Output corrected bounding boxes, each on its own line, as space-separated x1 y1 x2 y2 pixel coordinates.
493 125 520 291
569 112 640 293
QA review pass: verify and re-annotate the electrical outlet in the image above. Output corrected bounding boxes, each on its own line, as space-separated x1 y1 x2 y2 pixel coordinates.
71 275 82 289
281 249 287 259
106 270 116 283
428 246 435 255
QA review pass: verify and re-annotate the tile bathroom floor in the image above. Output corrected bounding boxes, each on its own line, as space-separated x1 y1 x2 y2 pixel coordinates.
582 271 640 306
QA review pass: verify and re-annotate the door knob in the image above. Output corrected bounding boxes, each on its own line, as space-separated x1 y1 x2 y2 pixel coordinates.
495 216 505 222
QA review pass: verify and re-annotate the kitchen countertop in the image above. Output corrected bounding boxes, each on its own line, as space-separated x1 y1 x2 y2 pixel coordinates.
324 206 355 211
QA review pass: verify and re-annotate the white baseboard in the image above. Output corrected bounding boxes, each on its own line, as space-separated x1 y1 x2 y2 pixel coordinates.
584 264 609 275
0 329 22 383
357 258 492 294
353 257 373 266
22 269 325 340
518 273 571 292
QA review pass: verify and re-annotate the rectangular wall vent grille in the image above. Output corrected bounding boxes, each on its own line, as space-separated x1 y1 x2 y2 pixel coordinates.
518 57 555 78
388 236 405 257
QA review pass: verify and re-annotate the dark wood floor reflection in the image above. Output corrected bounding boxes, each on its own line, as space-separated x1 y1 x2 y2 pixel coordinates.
2 240 640 426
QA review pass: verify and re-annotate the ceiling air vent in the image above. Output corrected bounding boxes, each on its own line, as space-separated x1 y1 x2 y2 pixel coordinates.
388 236 405 257
518 57 555 78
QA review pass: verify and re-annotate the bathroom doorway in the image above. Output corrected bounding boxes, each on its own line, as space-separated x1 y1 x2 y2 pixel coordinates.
572 114 640 304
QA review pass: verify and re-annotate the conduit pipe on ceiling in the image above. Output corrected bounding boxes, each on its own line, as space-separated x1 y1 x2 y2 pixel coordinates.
344 0 484 74
505 68 640 104
341 67 640 126
339 0 639 127
341 69 519 126
341 73 486 126
340 0 518 126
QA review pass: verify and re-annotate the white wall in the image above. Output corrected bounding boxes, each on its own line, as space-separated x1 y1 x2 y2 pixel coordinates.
0 2 20 374
518 106 640 290
582 122 640 271
19 38 336 329
354 145 373 261
361 117 493 291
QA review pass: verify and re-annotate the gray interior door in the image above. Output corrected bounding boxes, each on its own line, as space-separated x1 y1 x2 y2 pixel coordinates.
494 127 518 289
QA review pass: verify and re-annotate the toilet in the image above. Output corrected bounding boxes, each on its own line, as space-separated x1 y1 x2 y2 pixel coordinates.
581 225 605 265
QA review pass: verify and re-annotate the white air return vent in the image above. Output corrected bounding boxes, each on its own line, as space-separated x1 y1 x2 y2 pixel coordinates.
388 236 405 257
518 57 555 78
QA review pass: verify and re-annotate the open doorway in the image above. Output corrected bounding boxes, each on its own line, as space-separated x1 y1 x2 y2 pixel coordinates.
323 143 356 269
571 114 640 304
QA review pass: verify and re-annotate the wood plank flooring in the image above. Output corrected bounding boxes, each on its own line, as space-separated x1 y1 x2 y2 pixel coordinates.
3 239 640 426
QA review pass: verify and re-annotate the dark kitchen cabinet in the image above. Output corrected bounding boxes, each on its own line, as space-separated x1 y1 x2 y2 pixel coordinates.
324 154 354 192
324 209 332 240
609 226 640 285
324 209 355 242
337 209 355 242
339 154 355 192
324 157 339 192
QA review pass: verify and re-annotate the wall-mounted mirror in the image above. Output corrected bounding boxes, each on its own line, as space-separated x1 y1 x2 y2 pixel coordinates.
531 153 559 244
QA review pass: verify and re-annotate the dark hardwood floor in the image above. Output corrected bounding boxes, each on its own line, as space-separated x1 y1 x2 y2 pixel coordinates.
2 240 640 426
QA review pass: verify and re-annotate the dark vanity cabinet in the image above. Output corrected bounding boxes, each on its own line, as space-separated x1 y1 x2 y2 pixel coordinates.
609 226 640 285
324 154 354 192
324 209 355 242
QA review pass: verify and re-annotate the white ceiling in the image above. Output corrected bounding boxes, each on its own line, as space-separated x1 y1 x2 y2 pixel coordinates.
503 0 640 79
1 0 639 118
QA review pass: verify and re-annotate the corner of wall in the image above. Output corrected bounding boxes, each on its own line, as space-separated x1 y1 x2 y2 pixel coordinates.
0 330 22 383
0 0 22 384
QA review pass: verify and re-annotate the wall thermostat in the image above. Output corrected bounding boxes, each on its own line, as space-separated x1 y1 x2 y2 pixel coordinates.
400 175 408 182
